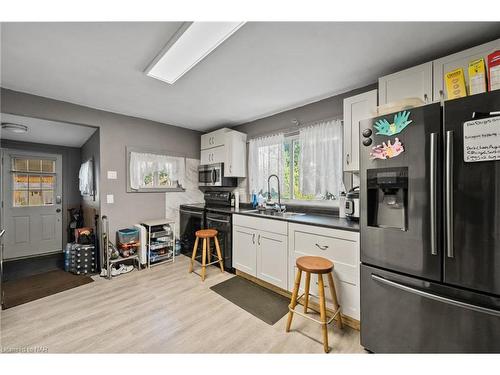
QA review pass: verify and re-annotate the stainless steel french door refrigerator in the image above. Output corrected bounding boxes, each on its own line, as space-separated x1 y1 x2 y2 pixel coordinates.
359 90 500 353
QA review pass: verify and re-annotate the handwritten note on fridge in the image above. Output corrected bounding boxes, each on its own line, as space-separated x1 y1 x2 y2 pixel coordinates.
463 116 500 162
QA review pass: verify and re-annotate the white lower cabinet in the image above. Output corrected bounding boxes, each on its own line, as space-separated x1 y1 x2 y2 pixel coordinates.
233 226 257 276
288 223 360 320
233 215 288 289
256 232 287 289
233 215 361 321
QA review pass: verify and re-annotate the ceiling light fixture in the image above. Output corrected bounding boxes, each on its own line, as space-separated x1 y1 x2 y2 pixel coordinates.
1 122 29 134
145 22 246 85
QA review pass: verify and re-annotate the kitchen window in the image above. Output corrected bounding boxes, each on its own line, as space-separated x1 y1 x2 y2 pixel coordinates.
248 119 343 203
127 148 186 192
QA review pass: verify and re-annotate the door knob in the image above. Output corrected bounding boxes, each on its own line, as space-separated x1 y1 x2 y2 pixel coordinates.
56 208 61 213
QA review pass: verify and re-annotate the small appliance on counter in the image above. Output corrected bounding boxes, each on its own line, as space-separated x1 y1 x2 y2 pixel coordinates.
345 186 360 220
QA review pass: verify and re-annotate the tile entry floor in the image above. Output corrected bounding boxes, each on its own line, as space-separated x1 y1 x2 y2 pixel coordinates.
1 256 364 353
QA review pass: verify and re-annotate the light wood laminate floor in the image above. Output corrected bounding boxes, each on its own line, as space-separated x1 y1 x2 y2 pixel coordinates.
1 256 365 353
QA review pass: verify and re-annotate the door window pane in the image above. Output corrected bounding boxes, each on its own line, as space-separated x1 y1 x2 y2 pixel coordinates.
28 159 42 172
41 159 55 173
13 173 29 189
13 158 28 171
42 190 54 205
41 175 55 189
29 175 41 189
29 190 43 206
13 191 29 207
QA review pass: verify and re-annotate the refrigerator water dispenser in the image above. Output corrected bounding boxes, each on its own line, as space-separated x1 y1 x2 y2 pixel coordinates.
367 167 408 230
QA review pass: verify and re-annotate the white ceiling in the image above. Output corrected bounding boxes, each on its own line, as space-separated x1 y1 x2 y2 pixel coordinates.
1 113 97 147
1 22 499 131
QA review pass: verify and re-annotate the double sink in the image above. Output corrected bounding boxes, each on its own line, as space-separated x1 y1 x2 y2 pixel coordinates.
241 209 306 219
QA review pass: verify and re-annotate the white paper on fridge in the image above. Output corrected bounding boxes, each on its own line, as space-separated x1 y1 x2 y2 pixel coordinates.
463 116 500 162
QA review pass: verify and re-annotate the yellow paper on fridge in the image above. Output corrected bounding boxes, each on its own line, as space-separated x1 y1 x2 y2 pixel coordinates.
468 58 487 95
445 68 467 99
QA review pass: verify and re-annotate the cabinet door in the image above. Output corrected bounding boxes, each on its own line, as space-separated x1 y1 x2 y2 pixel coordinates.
201 128 229 150
343 90 377 171
200 146 225 165
256 231 287 289
378 62 432 105
200 149 211 165
433 39 500 101
233 225 257 276
224 131 247 177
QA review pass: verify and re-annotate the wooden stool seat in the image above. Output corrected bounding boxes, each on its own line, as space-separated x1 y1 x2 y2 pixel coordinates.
296 256 333 274
286 255 343 353
195 229 218 238
189 228 224 281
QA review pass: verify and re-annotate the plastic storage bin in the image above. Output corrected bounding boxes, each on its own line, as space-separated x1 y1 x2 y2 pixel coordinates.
117 228 140 244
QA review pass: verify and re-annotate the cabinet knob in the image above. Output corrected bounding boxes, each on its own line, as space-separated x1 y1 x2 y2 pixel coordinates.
346 153 350 164
424 93 428 103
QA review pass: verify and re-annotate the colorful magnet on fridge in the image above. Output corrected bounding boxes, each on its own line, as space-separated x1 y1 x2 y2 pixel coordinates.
370 138 404 160
373 111 412 136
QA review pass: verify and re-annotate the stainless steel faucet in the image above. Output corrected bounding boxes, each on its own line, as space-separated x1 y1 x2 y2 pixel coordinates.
267 174 285 212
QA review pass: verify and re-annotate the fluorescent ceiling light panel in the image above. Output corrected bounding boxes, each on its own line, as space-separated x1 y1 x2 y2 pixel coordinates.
146 22 245 84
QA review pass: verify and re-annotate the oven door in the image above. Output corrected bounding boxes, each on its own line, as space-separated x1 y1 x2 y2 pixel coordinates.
206 212 232 271
198 164 222 187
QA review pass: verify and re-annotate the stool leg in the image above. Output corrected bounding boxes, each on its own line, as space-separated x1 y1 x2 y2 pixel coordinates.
214 235 224 273
318 274 329 353
189 237 199 273
303 272 311 313
207 237 212 264
327 272 343 329
286 269 302 333
201 238 207 281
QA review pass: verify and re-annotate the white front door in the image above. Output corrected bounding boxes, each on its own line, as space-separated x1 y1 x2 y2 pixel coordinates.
2 149 63 260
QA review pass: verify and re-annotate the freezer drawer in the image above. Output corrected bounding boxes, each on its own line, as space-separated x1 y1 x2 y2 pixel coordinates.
360 264 500 353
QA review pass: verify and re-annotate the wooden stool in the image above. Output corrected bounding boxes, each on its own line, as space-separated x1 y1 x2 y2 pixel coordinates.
286 256 343 353
188 229 224 281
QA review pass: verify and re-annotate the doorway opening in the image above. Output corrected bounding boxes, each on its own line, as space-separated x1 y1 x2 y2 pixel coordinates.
0 113 100 309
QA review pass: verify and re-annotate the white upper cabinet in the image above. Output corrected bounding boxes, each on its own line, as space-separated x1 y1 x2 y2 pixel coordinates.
343 89 378 172
378 62 433 105
201 128 231 150
200 128 247 177
433 39 500 101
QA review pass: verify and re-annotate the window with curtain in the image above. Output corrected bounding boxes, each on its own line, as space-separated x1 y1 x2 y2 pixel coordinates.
248 119 343 203
128 150 186 192
79 159 94 197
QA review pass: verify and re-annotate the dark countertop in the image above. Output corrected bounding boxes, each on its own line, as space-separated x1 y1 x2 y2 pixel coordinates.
180 203 360 232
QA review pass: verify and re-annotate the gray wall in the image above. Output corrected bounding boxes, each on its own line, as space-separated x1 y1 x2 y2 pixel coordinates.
0 139 82 246
80 129 100 229
232 83 378 138
1 88 202 236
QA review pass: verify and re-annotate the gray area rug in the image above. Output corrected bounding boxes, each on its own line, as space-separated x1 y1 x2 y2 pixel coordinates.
210 276 290 325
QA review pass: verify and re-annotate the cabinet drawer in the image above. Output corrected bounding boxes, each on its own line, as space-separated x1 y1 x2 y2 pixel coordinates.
233 214 288 235
292 230 358 266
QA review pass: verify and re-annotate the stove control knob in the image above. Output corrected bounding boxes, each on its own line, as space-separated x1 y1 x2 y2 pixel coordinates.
362 128 372 138
363 138 373 147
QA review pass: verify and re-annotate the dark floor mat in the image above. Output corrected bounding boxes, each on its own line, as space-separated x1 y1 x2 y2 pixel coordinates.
2 269 93 309
210 276 290 325
3 253 64 282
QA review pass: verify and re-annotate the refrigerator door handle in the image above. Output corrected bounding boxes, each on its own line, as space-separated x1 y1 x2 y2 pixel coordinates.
446 130 454 258
430 132 438 256
371 274 500 317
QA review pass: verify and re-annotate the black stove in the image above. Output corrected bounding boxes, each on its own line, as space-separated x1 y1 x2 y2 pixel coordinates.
179 191 234 272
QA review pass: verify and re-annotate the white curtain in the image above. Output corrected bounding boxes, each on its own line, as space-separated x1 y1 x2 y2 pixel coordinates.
129 152 185 190
299 119 343 199
79 159 94 196
248 133 285 196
